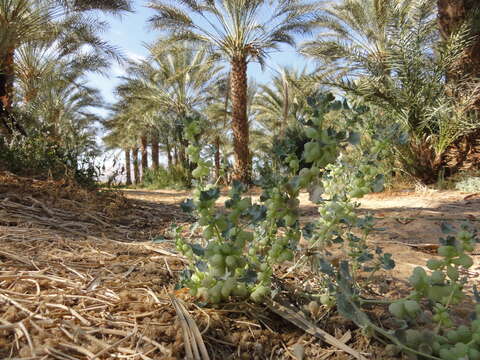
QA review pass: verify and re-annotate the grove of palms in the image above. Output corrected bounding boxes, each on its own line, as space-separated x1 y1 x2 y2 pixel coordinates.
3 0 480 359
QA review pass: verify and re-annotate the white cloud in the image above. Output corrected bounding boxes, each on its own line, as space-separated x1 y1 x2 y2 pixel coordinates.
110 51 146 77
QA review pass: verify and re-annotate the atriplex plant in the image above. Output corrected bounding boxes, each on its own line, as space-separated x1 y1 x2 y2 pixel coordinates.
173 95 479 359
329 225 480 360
174 94 389 303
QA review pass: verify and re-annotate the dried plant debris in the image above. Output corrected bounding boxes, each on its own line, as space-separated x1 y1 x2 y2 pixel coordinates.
0 171 191 242
0 173 395 359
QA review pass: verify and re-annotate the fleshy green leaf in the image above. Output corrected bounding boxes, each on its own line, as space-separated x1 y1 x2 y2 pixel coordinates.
181 198 195 213
441 223 455 234
347 132 361 145
380 253 395 270
200 187 220 201
302 222 316 239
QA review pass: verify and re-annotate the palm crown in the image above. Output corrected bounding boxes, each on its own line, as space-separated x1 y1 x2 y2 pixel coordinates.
148 0 318 64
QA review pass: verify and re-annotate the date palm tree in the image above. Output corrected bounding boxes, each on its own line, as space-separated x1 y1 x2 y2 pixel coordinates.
301 0 480 182
117 40 222 181
437 0 480 103
0 0 131 134
204 75 231 182
25 66 104 148
103 110 139 186
148 0 319 184
104 98 148 185
253 67 316 137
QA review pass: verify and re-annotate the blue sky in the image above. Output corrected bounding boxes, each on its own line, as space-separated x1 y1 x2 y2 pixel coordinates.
87 2 315 107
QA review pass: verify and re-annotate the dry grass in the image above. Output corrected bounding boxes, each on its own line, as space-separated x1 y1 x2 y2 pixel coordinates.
0 172 430 359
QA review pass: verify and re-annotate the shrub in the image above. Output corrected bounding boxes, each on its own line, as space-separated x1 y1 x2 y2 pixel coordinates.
455 176 480 192
142 164 192 189
174 97 388 303
0 130 99 188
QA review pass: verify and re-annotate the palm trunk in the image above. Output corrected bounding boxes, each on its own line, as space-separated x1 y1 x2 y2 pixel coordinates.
0 47 26 136
0 48 14 114
165 137 172 168
214 136 221 181
0 58 10 136
174 146 179 166
281 73 289 138
151 133 159 170
132 147 140 185
140 135 148 181
125 148 132 185
230 56 251 184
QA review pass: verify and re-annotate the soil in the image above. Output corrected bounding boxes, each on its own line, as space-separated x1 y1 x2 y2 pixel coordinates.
1 176 479 359
121 187 480 282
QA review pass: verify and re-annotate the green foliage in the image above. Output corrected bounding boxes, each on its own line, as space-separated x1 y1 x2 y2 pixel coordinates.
318 219 480 360
174 95 479 360
174 96 389 304
303 0 480 183
0 130 100 188
176 116 303 303
141 165 191 190
455 177 480 193
381 227 480 360
148 0 319 64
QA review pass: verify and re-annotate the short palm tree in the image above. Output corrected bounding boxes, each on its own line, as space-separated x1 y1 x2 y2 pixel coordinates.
438 0 480 105
253 67 316 137
148 0 319 184
301 0 480 182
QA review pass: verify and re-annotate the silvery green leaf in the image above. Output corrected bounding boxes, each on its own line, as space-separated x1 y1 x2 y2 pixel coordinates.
347 132 361 145
200 187 220 201
380 254 395 270
308 184 324 204
302 222 316 239
181 198 195 213
372 174 385 193
191 244 205 256
441 222 455 234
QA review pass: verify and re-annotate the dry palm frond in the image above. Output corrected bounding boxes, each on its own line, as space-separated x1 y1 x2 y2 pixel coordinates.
170 295 210 360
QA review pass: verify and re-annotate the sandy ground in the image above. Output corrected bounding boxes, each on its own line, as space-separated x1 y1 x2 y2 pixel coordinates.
2 174 479 359
121 188 480 284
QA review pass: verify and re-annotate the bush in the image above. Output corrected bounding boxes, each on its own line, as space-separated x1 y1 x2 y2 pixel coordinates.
141 165 191 189
175 99 388 304
0 131 100 188
455 176 480 192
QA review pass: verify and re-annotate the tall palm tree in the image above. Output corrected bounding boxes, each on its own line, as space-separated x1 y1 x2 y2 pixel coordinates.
205 75 231 182
140 133 148 177
151 129 160 170
103 104 140 186
148 0 319 184
21 57 104 142
103 123 133 185
132 146 140 184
